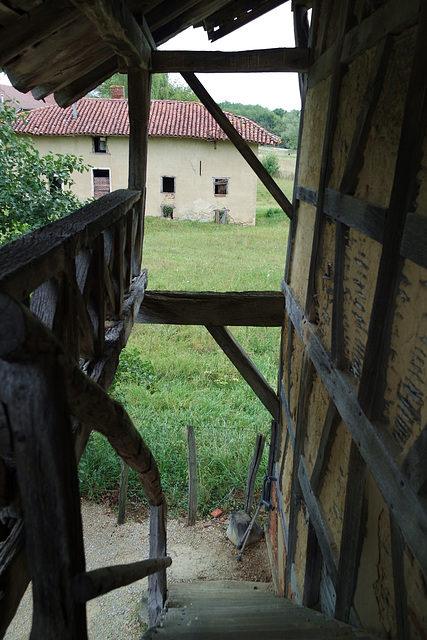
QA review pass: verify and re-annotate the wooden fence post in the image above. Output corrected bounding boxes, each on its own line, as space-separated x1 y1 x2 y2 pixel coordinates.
147 499 167 628
244 434 266 515
186 425 198 526
117 460 129 525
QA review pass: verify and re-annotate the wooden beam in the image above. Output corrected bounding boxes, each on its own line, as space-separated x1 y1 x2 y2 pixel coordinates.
54 56 119 107
152 0 230 45
0 359 87 640
0 0 75 67
0 292 163 507
282 280 427 582
136 291 284 326
74 556 172 603
152 48 309 73
0 189 140 301
296 186 386 244
181 72 293 219
206 326 280 422
70 0 151 70
206 0 286 42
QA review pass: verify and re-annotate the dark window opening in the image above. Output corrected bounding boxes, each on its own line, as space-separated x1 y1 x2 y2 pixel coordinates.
94 136 107 153
162 176 175 193
214 178 229 196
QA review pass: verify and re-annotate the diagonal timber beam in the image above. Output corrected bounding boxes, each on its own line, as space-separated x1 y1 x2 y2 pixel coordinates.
71 0 151 70
207 326 280 422
181 72 293 219
152 48 309 73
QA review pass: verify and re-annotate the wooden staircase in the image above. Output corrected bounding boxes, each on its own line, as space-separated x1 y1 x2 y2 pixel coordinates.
143 580 376 640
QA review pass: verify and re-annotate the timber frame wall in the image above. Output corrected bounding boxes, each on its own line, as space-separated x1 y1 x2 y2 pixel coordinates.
271 0 427 638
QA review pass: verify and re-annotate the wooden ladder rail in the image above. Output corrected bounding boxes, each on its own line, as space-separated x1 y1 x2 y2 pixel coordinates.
0 190 169 637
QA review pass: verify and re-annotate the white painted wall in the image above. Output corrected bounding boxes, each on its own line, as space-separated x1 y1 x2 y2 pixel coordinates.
25 134 258 225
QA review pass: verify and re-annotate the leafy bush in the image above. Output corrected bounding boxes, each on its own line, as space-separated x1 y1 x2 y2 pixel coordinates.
261 153 280 177
0 101 90 245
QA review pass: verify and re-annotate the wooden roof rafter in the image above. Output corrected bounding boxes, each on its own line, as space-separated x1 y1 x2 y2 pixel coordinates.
203 0 288 42
70 0 152 70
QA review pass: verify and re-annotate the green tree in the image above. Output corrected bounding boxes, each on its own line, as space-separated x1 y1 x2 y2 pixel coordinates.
89 72 197 101
261 153 280 177
0 102 89 245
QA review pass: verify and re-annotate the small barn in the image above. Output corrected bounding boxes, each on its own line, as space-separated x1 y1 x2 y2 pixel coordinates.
13 92 280 224
0 1 426 639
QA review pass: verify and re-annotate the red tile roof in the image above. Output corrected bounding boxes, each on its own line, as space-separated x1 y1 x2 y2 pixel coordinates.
13 98 280 145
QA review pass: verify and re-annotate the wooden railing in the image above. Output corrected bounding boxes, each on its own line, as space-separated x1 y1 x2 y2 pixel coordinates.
0 190 169 638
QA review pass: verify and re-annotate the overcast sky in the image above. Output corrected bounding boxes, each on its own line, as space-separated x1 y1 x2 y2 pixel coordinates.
1 4 301 112
160 4 302 111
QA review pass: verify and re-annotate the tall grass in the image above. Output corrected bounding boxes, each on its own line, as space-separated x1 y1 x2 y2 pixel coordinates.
79 172 293 517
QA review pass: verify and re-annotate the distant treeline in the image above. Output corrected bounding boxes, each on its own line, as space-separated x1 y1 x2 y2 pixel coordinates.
219 102 300 149
92 73 301 149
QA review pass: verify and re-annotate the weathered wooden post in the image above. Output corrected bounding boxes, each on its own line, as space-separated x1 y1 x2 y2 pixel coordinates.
186 425 198 526
244 434 266 515
117 459 129 525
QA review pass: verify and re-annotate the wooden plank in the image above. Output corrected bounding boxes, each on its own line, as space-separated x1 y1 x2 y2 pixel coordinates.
117 460 129 525
74 556 172 603
0 291 163 507
152 48 309 73
304 0 354 317
0 359 87 640
186 425 198 526
152 0 230 45
302 520 322 607
296 186 387 244
283 280 427 581
32 43 115 100
207 0 285 42
334 442 367 622
310 399 340 495
0 0 74 67
54 56 119 107
340 36 393 195
357 0 427 418
244 434 266 515
402 427 427 495
207 326 280 422
74 271 148 459
146 0 210 31
308 0 420 88
286 351 314 588
0 189 140 302
341 0 420 66
298 458 338 586
401 212 427 270
181 72 293 219
148 500 168 627
137 290 284 327
390 514 411 640
70 0 151 70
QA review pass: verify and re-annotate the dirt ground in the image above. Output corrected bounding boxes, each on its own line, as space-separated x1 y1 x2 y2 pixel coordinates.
5 500 272 640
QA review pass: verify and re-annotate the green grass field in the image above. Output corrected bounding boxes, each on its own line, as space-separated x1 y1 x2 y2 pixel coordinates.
79 162 295 517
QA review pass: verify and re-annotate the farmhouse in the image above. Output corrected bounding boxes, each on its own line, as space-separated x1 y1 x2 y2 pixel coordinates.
13 91 280 225
1 1 427 639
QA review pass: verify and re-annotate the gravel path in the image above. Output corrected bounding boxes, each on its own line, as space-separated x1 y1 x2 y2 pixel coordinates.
6 500 272 639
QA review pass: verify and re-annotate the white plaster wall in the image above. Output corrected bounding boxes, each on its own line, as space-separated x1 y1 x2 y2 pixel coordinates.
23 134 258 225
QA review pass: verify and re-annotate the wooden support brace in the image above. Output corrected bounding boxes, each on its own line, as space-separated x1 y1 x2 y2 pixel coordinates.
206 326 280 422
181 72 293 220
0 291 163 507
74 556 172 604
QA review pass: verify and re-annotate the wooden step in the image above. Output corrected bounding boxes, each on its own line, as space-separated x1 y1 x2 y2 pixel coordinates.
142 581 376 640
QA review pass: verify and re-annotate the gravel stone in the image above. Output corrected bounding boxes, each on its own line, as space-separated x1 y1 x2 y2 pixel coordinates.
5 500 272 639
